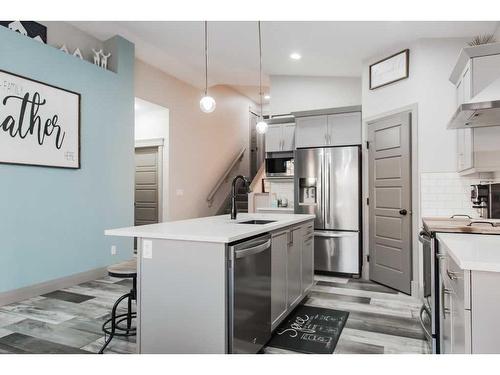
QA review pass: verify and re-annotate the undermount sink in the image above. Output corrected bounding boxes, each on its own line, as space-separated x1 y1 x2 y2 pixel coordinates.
236 219 276 225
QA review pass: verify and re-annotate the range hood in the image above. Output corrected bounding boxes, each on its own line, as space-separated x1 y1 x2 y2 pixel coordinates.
448 76 500 129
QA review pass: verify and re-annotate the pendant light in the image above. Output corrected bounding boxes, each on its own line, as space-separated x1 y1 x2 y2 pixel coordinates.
200 21 216 113
256 21 268 134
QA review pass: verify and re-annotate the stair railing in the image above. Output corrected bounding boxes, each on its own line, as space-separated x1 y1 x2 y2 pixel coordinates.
206 147 246 207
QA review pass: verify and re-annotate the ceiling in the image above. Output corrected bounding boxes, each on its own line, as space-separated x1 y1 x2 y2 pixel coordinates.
71 21 498 100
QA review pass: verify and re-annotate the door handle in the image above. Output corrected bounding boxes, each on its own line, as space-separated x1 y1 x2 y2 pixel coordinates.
399 209 408 216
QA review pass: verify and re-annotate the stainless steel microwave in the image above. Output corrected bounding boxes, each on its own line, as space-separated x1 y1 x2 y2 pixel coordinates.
265 152 294 177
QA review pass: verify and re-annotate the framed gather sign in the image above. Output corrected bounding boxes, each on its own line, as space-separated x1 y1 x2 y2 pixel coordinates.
0 69 80 168
369 49 409 90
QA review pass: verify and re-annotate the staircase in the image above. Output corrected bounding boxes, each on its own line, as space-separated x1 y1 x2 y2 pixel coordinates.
219 185 249 215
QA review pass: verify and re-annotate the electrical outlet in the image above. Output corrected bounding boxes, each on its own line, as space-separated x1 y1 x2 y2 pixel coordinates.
176 189 184 196
111 245 117 255
143 240 153 259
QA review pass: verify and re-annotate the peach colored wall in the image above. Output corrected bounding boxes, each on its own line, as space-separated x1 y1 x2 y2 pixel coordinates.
135 59 255 220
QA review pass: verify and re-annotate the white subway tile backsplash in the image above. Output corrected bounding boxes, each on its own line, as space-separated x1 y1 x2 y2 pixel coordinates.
268 180 294 207
420 172 480 218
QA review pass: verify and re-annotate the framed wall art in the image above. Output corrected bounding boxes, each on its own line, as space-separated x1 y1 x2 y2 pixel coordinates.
0 21 47 43
0 69 81 169
369 49 409 90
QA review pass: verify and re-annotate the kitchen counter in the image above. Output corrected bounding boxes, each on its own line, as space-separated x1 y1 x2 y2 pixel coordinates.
422 216 500 234
105 213 314 243
104 213 315 354
437 233 500 272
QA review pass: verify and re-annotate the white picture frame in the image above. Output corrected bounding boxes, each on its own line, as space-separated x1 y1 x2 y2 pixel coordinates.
369 49 409 90
0 69 81 169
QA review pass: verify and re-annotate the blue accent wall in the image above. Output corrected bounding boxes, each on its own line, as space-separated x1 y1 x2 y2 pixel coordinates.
0 28 135 293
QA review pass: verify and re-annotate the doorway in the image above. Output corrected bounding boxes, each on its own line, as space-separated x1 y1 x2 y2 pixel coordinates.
134 98 169 223
367 111 412 294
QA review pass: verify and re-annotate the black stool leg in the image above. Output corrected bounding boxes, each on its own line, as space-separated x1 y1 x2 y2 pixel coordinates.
99 293 129 354
127 294 132 332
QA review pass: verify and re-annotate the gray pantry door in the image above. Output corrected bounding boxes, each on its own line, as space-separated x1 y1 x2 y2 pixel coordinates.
135 147 160 226
368 112 412 294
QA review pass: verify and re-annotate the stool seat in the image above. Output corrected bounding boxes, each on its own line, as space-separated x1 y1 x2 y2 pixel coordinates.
107 259 137 278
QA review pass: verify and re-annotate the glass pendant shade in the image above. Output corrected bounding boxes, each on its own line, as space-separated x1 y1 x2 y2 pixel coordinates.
256 120 268 134
199 95 216 113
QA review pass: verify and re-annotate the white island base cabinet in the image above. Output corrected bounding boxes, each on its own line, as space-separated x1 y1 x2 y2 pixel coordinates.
438 235 500 354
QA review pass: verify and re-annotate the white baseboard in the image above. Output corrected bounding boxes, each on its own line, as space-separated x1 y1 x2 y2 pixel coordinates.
0 267 107 306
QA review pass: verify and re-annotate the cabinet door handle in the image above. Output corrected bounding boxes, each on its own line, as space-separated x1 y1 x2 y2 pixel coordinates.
446 270 460 280
441 287 452 319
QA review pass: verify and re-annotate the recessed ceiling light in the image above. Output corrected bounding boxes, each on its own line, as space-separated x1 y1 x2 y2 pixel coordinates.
290 52 301 60
264 94 271 100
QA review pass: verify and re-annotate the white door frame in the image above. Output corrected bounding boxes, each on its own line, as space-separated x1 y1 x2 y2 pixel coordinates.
362 103 421 299
135 138 167 222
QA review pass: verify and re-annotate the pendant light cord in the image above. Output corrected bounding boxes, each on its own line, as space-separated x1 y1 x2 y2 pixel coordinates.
258 21 263 121
204 21 208 96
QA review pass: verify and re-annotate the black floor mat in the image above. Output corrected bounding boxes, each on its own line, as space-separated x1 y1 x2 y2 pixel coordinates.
266 305 349 354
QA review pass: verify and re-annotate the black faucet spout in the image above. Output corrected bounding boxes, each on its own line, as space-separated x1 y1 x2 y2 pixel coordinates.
231 175 251 220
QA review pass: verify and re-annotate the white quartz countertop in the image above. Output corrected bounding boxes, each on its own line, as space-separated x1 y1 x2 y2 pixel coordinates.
437 233 500 272
105 213 315 243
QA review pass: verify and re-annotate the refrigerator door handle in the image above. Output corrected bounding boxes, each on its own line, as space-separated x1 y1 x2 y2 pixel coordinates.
325 153 331 226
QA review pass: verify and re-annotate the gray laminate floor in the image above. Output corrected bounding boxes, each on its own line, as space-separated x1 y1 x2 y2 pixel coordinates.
0 274 429 354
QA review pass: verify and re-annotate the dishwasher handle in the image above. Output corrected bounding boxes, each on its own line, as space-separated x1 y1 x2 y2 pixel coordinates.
234 240 271 259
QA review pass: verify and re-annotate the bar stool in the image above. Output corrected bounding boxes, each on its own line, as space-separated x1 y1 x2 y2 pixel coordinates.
99 259 137 354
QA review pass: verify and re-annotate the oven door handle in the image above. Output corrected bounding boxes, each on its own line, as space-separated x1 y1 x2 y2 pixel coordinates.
418 230 432 244
419 304 432 342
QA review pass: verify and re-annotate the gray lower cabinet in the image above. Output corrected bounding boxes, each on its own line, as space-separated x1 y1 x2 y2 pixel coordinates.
287 226 302 306
301 223 314 293
271 230 288 326
271 221 314 330
438 238 500 353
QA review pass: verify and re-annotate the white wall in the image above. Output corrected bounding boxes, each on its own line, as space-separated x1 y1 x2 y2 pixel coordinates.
134 98 170 221
269 75 361 115
363 38 469 173
361 37 471 295
135 59 255 220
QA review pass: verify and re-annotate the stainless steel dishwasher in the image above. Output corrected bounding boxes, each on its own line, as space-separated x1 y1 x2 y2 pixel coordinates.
228 233 271 354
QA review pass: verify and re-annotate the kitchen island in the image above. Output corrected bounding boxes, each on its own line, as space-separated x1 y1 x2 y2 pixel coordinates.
436 233 500 353
105 213 315 354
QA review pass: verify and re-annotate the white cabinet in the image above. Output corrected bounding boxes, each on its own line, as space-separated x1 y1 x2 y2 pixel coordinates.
295 112 361 148
456 127 500 175
457 128 473 172
438 237 500 354
265 123 295 152
270 220 315 330
452 52 500 108
271 230 288 326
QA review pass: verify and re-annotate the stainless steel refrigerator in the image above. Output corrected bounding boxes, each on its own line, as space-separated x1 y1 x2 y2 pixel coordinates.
294 146 361 275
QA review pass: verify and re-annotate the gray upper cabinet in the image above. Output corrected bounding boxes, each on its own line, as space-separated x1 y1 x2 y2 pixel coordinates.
295 115 328 148
295 112 361 148
265 123 295 152
327 112 362 146
265 125 284 152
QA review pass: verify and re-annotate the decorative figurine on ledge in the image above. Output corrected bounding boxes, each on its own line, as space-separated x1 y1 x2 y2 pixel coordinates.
92 48 112 70
72 48 83 60
92 48 102 65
